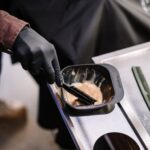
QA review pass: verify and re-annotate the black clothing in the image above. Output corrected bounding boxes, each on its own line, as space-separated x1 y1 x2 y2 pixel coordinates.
1 0 150 67
1 0 102 67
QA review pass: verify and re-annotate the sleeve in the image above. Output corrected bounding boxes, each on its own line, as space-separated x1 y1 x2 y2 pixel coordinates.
0 10 29 52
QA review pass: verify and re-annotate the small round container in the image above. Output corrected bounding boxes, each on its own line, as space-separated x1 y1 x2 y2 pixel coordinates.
61 64 124 116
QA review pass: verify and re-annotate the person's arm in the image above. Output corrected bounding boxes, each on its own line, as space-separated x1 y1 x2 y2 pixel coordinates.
0 10 62 85
0 10 28 51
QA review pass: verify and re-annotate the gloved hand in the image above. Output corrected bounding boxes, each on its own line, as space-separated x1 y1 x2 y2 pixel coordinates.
12 27 62 85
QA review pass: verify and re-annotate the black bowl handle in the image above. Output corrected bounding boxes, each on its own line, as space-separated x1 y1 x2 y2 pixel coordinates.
101 64 124 103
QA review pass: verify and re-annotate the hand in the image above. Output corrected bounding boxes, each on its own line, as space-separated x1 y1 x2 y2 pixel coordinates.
13 27 62 85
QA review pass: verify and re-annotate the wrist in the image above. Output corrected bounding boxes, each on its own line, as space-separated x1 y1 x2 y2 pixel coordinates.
0 10 29 52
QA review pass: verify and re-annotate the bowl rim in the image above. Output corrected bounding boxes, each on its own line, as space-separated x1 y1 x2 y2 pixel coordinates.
61 63 124 112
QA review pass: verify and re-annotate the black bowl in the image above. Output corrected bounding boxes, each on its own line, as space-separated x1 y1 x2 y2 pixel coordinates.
61 64 124 116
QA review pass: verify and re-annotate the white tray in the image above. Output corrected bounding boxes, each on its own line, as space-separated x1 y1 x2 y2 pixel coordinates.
93 42 150 149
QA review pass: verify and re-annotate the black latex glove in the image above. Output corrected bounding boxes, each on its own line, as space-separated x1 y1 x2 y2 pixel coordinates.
13 27 62 85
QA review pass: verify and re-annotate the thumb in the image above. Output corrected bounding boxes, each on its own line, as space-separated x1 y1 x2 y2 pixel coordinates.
52 56 63 87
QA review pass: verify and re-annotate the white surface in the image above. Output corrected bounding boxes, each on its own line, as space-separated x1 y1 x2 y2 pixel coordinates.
93 42 150 149
0 53 39 118
70 103 144 150
0 53 60 150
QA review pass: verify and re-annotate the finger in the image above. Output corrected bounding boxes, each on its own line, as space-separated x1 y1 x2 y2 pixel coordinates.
29 59 42 75
44 60 55 84
52 55 63 86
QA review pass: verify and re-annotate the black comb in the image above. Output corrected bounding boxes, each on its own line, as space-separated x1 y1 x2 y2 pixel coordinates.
62 83 96 105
